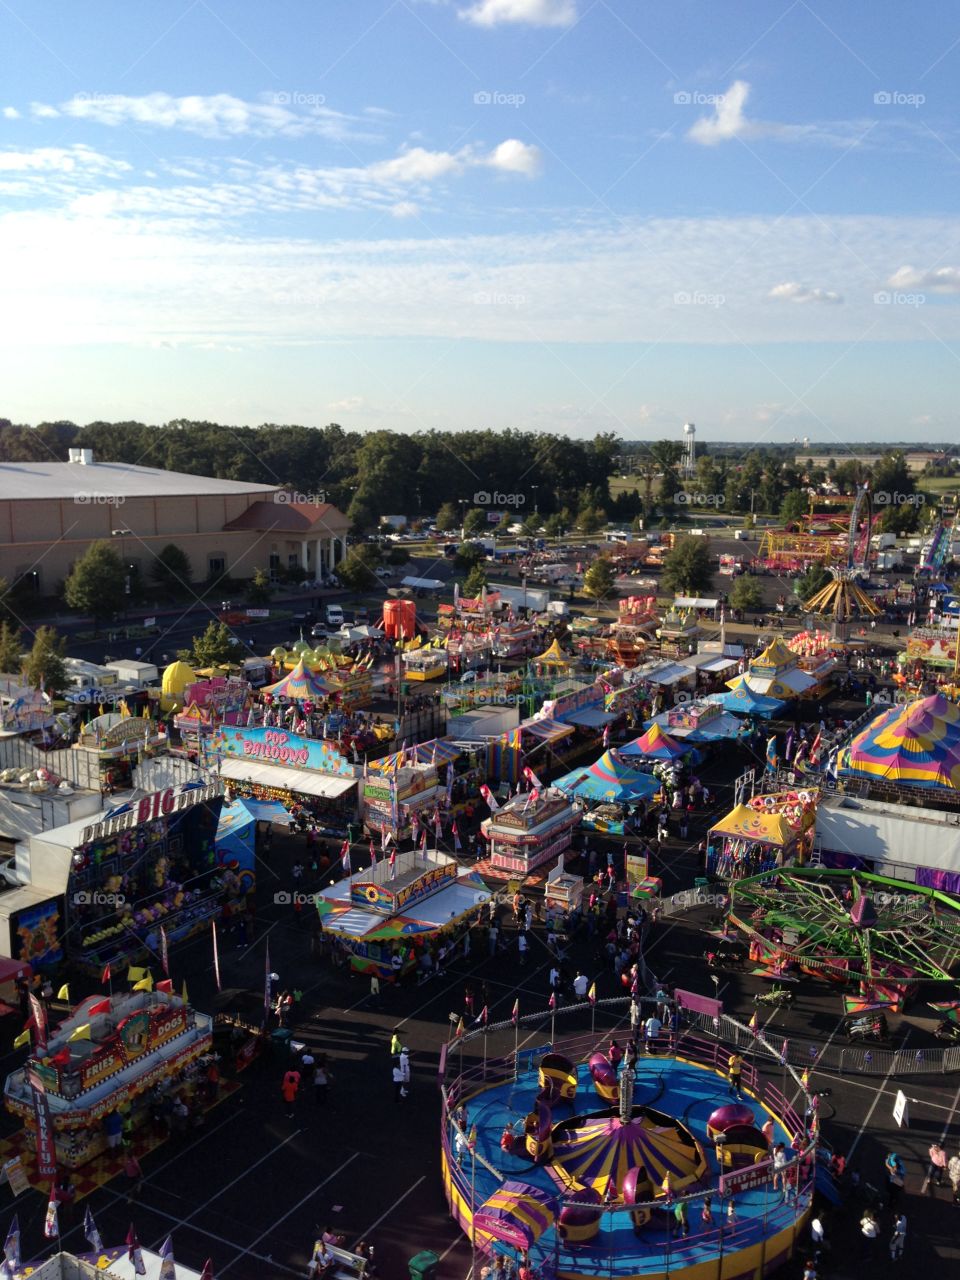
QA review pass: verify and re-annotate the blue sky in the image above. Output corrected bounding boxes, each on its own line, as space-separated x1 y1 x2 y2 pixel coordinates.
1 0 959 443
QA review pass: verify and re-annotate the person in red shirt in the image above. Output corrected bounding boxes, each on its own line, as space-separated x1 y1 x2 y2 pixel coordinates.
282 1069 301 1117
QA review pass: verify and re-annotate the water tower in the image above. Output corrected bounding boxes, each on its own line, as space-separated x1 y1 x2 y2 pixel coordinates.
682 422 696 476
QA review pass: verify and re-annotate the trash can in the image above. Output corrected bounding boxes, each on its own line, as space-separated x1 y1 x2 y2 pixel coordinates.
408 1251 439 1280
271 1028 293 1058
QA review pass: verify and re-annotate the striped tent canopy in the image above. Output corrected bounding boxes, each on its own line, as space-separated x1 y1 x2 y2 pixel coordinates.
474 1181 556 1251
620 723 687 761
840 693 960 791
707 685 786 718
263 659 334 700
534 639 572 667
553 750 659 804
369 738 462 771
550 1109 706 1198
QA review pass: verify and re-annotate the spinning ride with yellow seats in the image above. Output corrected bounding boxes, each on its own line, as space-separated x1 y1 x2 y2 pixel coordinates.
802 484 880 623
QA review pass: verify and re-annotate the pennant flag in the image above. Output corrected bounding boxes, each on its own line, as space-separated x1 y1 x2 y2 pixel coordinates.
341 841 352 875
548 991 557 1011
511 998 519 1026
454 1016 465 1039
4 1215 20 1271
127 966 147 983
479 783 500 812
101 963 111 985
369 838 376 866
765 735 778 768
13 1026 30 1050
388 848 397 877
28 993 47 1054
157 979 173 994
433 810 442 837
200 1261 214 1280
88 997 111 1016
159 1235 177 1280
56 983 70 1002
587 982 597 1006
380 826 387 851
748 1011 758 1035
127 1225 147 1276
44 1186 58 1239
780 1039 789 1066
602 723 611 748
160 924 170 977
84 1205 103 1253
132 974 154 993
420 828 428 857
477 1005 489 1027
181 980 189 1004
212 921 221 993
522 765 544 790
68 1023 91 1042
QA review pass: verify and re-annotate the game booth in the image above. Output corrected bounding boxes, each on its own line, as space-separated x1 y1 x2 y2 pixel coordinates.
724 639 819 705
75 714 169 794
315 848 490 980
4 988 214 1171
361 753 456 843
24 783 226 974
707 791 817 880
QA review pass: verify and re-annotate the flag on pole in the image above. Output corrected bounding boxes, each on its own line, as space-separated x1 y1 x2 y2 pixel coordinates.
476 1005 489 1027
12 1026 30 1050
56 983 69 1002
212 921 221 993
101 962 111 985
420 828 428 858
28 993 47 1054
158 1235 177 1280
126 1224 146 1276
452 819 462 852
511 998 519 1026
341 841 352 876
479 784 500 813
368 838 376 866
4 1215 20 1271
133 973 153 993
83 1205 103 1253
156 979 173 994
181 980 189 1004
69 1023 91 1042
454 1016 465 1039
200 1261 214 1280
126 966 147 983
748 1011 758 1034
380 826 387 851
548 991 557 1011
43 1186 58 1239
779 1039 789 1065
445 765 454 806
388 848 397 877
88 997 111 1015
602 723 611 748
765 735 778 768
263 937 272 1019
160 925 169 977
587 982 597 1006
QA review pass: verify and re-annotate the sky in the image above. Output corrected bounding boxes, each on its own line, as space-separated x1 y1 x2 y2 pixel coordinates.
1 0 959 445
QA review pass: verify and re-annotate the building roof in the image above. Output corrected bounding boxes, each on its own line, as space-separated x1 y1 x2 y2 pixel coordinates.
223 499 349 533
0 461 279 501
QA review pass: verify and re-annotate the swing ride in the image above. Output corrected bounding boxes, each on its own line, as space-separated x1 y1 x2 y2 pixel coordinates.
801 485 881 625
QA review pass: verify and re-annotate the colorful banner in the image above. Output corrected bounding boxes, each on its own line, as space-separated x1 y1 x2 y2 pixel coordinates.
212 725 356 776
28 1073 56 1179
28 993 47 1054
3 1158 28 1196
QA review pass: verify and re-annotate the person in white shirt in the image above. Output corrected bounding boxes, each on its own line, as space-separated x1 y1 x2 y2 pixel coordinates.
572 972 588 999
518 933 528 965
643 1014 662 1053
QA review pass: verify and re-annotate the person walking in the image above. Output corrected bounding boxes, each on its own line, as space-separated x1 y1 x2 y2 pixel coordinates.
281 1069 300 1118
643 1012 662 1055
727 1052 743 1098
518 932 528 966
390 1029 402 1057
928 1140 947 1188
948 1149 960 1203
399 1046 411 1093
673 1199 689 1237
314 1061 330 1104
859 1208 879 1260
393 1061 406 1102
885 1151 906 1209
889 1213 906 1261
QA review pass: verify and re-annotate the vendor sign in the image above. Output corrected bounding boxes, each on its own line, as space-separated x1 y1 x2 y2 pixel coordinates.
213 726 356 776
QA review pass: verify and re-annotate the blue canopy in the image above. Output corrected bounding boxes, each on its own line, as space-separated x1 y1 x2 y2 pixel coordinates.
553 750 659 804
707 686 786 719
643 709 748 744
239 799 293 825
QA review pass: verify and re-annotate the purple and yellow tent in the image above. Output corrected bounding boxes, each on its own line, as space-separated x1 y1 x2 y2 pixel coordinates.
474 1181 557 1251
263 658 333 700
840 693 960 791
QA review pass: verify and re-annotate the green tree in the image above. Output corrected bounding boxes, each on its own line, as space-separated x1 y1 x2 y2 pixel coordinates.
661 536 714 596
24 626 67 694
463 509 488 537
729 576 764 612
463 563 488 596
542 513 565 539
521 514 542 537
455 543 485 573
649 440 686 502
575 506 606 534
779 490 808 523
0 622 23 674
188 621 237 668
435 502 460 532
583 557 617 604
335 544 383 592
796 565 831 602
64 540 125 631
247 568 272 605
149 544 192 591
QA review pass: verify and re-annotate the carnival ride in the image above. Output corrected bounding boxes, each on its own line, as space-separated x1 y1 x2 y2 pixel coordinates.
919 519 953 574
726 867 960 1003
441 1006 814 1280
801 485 880 624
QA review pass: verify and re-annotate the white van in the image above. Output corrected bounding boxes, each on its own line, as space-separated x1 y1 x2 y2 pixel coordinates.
325 603 344 627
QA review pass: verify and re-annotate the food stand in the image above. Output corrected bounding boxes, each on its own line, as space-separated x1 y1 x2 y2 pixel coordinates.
403 648 449 682
361 761 444 842
481 790 581 876
708 791 817 880
4 989 213 1169
544 856 584 915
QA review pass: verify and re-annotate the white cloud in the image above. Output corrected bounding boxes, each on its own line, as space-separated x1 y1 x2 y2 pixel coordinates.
29 92 377 142
486 139 541 176
367 147 464 184
390 201 420 218
2 107 20 120
460 0 576 27
768 281 844 304
888 265 960 293
687 80 868 148
0 144 130 176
